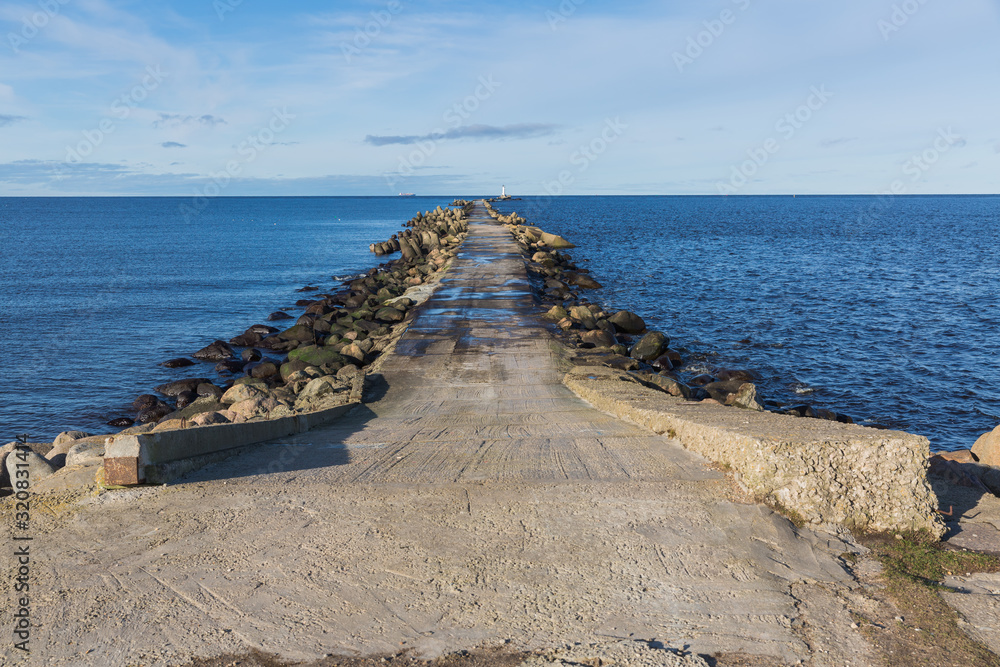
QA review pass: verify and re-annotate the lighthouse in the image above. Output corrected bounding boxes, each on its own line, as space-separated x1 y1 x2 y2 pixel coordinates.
502 185 506 198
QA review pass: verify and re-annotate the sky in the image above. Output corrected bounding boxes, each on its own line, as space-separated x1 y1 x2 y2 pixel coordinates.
0 0 998 196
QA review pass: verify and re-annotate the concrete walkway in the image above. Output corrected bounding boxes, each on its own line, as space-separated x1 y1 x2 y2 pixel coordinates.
17 205 876 666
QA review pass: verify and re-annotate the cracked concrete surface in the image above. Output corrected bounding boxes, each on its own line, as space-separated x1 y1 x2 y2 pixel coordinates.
5 204 881 666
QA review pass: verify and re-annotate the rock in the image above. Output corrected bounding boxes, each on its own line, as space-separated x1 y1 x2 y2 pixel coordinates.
632 372 691 398
5 450 57 486
175 390 197 409
288 345 347 368
117 423 156 436
152 419 188 432
543 305 569 322
248 324 279 335
568 305 598 330
153 378 211 397
278 323 316 343
651 354 674 372
160 397 226 422
66 438 108 467
787 405 818 418
229 331 262 347
630 331 669 362
191 411 231 426
374 306 405 323
609 311 646 334
137 402 173 424
196 383 224 399
340 342 366 366
192 340 235 361
539 231 575 248
972 425 1000 467
299 376 347 400
161 358 195 368
580 329 618 348
717 368 755 383
228 396 280 421
241 348 263 362
604 356 642 371
248 361 279 379
280 360 310 381
221 383 269 405
215 359 245 374
1 441 51 488
133 394 160 411
267 311 294 321
565 272 602 289
935 449 978 464
729 382 765 411
702 380 748 403
106 417 135 428
688 374 716 387
53 430 91 447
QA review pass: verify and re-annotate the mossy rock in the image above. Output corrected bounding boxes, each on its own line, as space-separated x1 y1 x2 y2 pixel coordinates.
288 345 348 368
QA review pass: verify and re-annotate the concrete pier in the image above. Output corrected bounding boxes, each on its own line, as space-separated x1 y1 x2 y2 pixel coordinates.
10 203 880 666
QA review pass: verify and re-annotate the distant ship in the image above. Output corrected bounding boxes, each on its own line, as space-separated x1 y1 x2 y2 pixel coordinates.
398 192 416 197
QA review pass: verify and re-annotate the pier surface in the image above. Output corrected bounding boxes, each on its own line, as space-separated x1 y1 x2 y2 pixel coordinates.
17 205 874 666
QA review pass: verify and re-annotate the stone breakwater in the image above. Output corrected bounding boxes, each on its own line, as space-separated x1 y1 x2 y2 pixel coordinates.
486 201 959 536
1 203 472 493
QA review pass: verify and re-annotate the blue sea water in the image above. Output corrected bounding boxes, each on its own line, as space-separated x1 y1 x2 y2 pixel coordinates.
0 195 997 452
0 196 453 443
498 195 1000 452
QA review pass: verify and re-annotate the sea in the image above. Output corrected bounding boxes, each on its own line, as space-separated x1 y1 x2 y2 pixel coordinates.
1 195 997 452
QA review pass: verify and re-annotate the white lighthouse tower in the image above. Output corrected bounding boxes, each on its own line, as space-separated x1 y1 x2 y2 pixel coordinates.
502 185 506 198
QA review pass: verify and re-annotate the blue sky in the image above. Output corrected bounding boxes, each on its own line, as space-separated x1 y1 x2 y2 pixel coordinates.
0 0 997 195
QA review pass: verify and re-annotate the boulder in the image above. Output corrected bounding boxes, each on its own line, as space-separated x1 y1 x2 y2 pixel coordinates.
651 354 674 372
543 305 568 322
191 411 231 426
631 372 691 399
248 361 279 379
66 438 109 467
196 383 224 399
215 359 245 374
565 272 602 289
717 369 755 383
298 376 347 401
630 331 669 362
221 383 269 405
278 324 316 343
568 305 598 330
374 306 405 323
132 394 160 411
1 441 51 488
152 419 188 432
972 425 1000 467
539 231 575 249
340 343 367 365
175 390 198 409
688 374 716 387
288 345 347 368
280 360 310 381
160 397 226 422
229 331 262 347
137 402 173 423
241 348 263 362
935 449 978 464
729 382 765 411
153 378 211 397
106 417 135 428
161 358 195 368
267 311 294 321
53 430 91 447
228 396 281 421
192 340 235 361
5 450 57 486
580 329 618 348
609 311 646 335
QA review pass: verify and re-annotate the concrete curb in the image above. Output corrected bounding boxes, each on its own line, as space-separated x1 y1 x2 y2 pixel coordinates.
564 366 945 537
103 401 359 485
